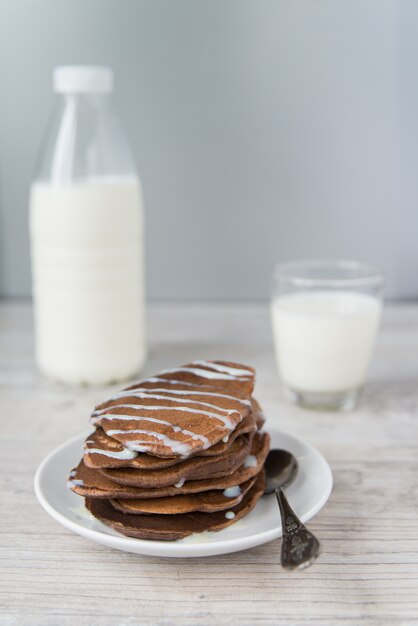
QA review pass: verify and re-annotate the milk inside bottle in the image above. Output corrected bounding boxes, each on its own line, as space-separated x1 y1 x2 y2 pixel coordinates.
29 66 146 384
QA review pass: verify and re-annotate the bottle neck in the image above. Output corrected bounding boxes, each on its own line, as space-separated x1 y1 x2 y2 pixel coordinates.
59 91 112 111
34 92 137 183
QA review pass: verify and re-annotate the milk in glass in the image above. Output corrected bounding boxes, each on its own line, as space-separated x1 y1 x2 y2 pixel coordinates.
271 291 382 394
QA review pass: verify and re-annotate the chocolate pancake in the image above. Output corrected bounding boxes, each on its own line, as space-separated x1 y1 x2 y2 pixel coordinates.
98 433 252 488
90 360 255 458
121 360 255 397
83 399 261 470
69 432 270 500
86 471 265 540
251 397 265 428
110 475 257 515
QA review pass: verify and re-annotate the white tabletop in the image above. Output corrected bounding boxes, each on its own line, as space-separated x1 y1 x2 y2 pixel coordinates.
1 301 418 625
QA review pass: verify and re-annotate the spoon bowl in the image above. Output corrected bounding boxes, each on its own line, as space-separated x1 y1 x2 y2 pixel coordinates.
264 448 298 494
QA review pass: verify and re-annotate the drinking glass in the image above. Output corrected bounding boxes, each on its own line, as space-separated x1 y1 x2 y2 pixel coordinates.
271 260 384 411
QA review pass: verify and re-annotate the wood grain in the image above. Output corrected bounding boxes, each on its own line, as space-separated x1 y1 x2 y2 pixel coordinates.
1 302 417 625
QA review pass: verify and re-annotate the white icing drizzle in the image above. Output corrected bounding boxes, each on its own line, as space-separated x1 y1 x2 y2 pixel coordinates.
179 531 214 544
225 511 236 519
222 435 229 443
105 429 192 456
159 366 251 381
244 454 257 468
67 478 84 488
192 360 254 377
91 404 235 429
107 423 210 449
84 447 138 460
174 478 186 488
93 395 240 417
223 486 241 498
136 377 202 387
110 387 251 407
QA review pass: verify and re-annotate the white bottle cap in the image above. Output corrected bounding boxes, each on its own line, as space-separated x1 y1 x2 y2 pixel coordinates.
53 66 114 94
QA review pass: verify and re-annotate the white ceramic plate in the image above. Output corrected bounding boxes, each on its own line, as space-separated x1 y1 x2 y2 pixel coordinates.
34 427 332 558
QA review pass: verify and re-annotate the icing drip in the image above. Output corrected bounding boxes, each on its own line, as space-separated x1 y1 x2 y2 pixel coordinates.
91 404 236 429
223 486 241 498
179 531 213 544
225 511 236 520
136 377 202 387
94 395 240 417
192 360 254 377
110 387 251 407
107 423 210 450
105 429 192 456
174 478 186 488
67 477 84 489
159 366 251 381
84 447 138 460
244 454 257 468
222 435 229 443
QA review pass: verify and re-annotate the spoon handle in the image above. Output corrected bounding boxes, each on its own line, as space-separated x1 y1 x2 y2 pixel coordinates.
275 487 321 570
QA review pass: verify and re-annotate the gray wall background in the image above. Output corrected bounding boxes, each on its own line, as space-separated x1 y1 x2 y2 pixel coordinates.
0 0 417 300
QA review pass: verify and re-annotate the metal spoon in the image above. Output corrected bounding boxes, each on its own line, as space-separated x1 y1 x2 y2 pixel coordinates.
264 449 321 570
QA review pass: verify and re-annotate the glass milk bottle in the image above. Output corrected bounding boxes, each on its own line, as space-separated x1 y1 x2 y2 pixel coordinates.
29 66 146 385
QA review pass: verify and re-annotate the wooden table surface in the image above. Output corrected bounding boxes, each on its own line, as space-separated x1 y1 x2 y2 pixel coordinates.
1 301 418 626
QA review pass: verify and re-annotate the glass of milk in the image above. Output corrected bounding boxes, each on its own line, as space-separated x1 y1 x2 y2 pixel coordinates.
29 67 146 385
271 260 384 411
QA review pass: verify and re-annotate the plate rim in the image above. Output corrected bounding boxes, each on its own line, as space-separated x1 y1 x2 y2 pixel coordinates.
34 427 333 558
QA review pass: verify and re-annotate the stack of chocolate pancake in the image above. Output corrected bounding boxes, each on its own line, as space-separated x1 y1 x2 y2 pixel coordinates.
68 360 270 540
